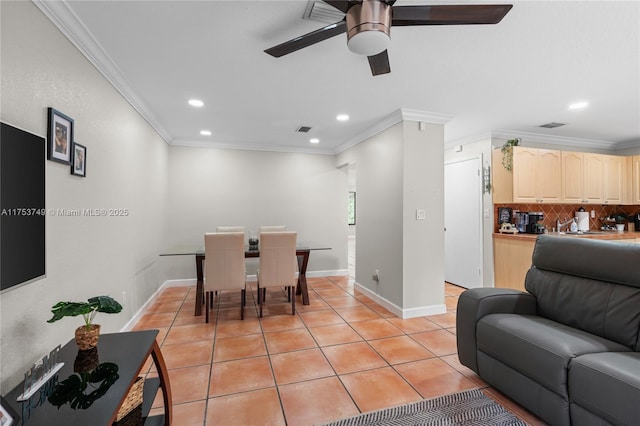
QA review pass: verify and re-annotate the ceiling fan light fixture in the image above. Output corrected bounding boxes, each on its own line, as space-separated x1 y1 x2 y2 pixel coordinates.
346 1 391 56
347 30 390 56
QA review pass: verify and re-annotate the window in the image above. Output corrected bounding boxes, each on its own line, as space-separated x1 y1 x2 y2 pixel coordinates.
348 192 356 225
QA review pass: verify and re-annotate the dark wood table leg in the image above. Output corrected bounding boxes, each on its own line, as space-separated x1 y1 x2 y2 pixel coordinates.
195 254 205 316
296 249 310 305
151 339 173 426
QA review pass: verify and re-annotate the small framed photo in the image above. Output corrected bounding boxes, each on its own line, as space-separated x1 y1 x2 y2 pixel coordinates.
0 396 19 426
47 107 74 165
71 142 86 177
498 207 513 225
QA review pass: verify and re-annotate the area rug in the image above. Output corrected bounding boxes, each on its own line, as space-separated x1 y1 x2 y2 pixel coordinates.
318 388 527 426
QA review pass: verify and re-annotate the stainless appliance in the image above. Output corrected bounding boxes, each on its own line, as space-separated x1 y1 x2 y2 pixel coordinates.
527 212 545 234
514 211 528 233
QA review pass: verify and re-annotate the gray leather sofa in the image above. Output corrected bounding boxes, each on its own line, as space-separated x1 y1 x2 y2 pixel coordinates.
457 235 640 426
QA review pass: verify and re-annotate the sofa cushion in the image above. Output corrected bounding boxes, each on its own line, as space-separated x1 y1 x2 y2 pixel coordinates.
530 235 640 288
477 314 631 398
525 267 640 350
569 352 640 426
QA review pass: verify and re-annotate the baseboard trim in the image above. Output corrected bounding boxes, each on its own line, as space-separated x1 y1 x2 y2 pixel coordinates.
354 282 447 319
121 271 349 330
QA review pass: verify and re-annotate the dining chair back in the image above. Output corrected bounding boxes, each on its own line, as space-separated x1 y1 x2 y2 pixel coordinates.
204 232 247 322
216 226 245 233
259 225 286 233
257 231 297 317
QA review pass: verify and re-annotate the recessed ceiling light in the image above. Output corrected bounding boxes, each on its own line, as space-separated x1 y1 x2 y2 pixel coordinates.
188 99 204 107
569 101 588 110
310 138 320 144
200 130 212 136
336 114 349 122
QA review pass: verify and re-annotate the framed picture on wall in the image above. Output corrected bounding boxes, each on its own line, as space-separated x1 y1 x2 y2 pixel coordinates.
0 395 19 426
47 107 74 165
348 192 356 225
71 142 86 177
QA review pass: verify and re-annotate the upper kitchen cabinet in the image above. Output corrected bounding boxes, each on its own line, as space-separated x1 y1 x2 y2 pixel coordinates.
561 152 604 204
602 154 625 204
492 146 634 205
492 149 513 203
633 156 640 204
512 147 562 203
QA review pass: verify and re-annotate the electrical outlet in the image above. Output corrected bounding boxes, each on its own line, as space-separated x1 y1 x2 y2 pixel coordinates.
591 210 595 218
372 269 380 282
416 209 426 220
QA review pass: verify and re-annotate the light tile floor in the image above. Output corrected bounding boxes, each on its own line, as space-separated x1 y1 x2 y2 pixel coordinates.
136 279 545 425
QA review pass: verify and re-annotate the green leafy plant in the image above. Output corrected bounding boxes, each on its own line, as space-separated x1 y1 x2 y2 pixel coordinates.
613 213 629 224
500 138 520 172
47 296 122 330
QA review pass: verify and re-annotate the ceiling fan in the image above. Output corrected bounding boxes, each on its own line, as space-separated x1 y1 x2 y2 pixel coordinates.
264 1 513 76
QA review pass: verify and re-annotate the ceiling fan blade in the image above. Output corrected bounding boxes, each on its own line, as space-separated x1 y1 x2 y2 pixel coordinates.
264 20 347 57
322 1 354 13
392 4 513 26
368 50 391 76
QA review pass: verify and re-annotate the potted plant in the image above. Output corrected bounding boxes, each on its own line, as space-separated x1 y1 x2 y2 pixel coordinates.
500 138 520 172
47 296 123 350
613 213 629 232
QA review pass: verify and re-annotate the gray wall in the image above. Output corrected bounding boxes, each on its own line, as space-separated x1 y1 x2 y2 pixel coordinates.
337 121 446 316
1 1 169 391
162 146 348 279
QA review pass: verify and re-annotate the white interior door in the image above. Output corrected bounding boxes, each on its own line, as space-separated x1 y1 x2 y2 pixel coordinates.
444 156 483 289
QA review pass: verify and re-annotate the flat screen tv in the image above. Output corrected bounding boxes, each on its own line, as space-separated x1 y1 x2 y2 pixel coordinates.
1 122 46 291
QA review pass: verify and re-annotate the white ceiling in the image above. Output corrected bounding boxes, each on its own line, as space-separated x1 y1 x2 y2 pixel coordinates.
37 0 640 154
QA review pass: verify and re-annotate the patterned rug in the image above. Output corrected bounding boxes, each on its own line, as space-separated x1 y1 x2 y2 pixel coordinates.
318 389 527 426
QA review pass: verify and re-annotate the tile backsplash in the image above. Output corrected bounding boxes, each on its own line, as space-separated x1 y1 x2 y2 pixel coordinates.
494 204 640 233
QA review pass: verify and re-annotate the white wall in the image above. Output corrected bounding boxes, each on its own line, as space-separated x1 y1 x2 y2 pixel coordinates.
162 146 348 279
0 1 169 391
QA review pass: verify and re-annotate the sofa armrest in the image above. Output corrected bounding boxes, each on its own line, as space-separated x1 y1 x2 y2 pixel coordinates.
456 288 537 373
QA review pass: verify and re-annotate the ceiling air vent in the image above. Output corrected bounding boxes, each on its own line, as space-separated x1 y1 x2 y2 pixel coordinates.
539 122 566 129
296 126 312 133
304 1 345 23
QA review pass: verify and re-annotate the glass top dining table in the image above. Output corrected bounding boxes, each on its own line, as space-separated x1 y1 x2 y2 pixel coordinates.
160 244 330 315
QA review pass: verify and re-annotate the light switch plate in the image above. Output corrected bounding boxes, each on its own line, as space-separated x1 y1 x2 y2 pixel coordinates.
416 209 426 220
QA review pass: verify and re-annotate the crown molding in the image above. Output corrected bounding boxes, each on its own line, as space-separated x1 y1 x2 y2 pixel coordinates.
171 139 336 156
491 129 616 150
334 108 452 154
400 108 453 125
613 138 640 150
32 0 172 143
444 130 493 149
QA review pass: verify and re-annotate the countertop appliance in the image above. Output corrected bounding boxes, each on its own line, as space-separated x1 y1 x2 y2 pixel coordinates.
527 212 545 234
514 211 528 233
576 210 590 231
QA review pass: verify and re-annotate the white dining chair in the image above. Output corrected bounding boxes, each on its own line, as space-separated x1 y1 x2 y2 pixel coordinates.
259 225 286 232
204 232 247 322
257 231 297 317
216 226 245 233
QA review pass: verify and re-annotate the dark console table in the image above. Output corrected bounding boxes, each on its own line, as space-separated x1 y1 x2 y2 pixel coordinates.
4 330 171 426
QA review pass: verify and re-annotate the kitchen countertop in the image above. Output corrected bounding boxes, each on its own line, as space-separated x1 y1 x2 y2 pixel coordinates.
494 231 639 241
